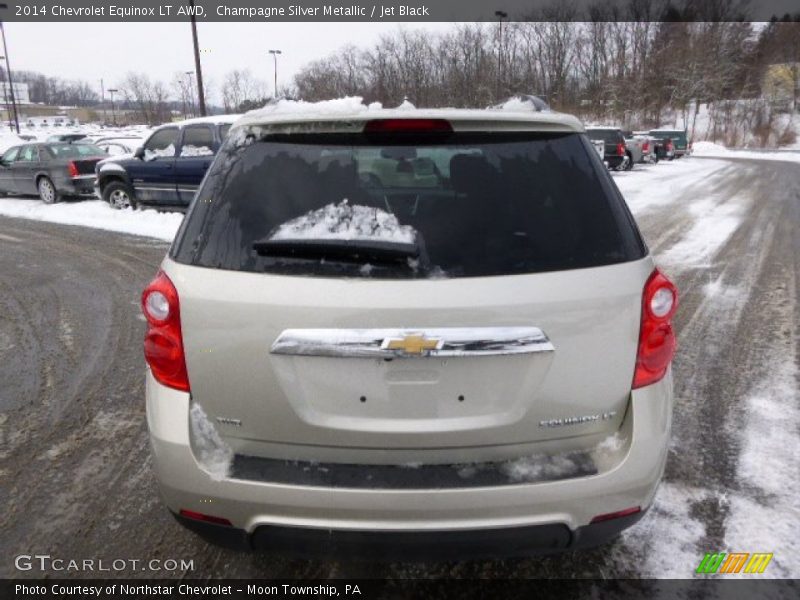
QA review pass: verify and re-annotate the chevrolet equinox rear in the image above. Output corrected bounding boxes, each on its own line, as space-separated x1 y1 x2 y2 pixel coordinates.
143 100 677 559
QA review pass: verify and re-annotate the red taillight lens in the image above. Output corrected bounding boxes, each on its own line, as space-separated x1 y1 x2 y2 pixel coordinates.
364 118 453 134
642 141 649 152
616 142 625 156
633 268 678 389
179 509 232 527
142 270 190 392
67 161 79 177
666 140 673 151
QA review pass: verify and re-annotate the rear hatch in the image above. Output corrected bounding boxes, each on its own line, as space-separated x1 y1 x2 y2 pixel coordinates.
168 121 650 461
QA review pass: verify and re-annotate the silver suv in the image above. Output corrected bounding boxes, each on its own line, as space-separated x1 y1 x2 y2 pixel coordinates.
142 102 678 558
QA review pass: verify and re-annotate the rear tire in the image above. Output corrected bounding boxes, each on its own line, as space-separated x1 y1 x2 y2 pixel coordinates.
103 180 137 209
37 177 59 204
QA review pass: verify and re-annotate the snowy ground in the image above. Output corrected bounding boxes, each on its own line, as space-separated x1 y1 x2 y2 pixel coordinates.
693 141 800 163
0 153 798 582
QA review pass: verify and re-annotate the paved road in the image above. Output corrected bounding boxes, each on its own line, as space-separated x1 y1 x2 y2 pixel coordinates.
0 157 798 579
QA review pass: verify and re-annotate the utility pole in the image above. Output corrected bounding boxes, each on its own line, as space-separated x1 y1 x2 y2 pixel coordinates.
185 71 194 118
494 10 508 101
100 78 106 124
0 56 10 131
189 0 206 116
268 49 282 98
0 9 20 134
108 88 118 126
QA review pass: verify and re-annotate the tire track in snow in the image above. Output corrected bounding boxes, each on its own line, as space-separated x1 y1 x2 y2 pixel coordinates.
610 160 800 579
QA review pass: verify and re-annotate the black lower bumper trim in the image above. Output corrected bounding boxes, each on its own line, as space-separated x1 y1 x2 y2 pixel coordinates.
173 509 646 559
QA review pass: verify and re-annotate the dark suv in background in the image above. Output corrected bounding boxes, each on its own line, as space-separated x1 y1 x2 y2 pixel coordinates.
584 127 628 170
95 116 239 209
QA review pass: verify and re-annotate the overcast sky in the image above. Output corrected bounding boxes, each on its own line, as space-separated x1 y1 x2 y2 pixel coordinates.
5 22 453 103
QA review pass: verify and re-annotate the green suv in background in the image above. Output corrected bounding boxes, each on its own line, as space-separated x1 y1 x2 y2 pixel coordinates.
649 129 691 158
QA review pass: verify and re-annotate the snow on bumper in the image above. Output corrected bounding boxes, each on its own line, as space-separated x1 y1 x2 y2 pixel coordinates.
146 370 672 534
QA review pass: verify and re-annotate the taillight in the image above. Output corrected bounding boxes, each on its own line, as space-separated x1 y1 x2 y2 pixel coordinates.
67 161 79 177
364 118 453 134
633 268 678 389
666 140 674 151
616 142 625 156
642 141 649 152
141 270 190 392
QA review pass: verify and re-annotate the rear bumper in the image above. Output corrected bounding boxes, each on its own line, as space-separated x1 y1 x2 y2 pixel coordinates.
606 156 625 169
173 508 645 559
61 175 97 197
147 370 672 556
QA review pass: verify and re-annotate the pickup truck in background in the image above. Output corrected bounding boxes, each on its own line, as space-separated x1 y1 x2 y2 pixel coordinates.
585 127 629 170
625 132 659 164
621 131 645 165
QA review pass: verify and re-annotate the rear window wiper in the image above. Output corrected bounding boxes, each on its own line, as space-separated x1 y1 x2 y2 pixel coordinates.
252 238 419 265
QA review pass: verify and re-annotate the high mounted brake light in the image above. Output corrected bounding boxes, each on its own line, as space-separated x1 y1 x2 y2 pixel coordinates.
142 270 190 392
364 119 453 134
633 269 678 389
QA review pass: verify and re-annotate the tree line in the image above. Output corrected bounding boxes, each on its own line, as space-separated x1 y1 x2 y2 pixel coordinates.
293 10 799 145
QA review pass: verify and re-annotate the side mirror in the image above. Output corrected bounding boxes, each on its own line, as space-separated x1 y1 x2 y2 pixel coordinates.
134 146 145 160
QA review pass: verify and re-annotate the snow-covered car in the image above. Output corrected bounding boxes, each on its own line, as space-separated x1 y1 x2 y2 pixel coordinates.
142 100 678 558
0 142 107 203
94 115 239 209
91 136 146 157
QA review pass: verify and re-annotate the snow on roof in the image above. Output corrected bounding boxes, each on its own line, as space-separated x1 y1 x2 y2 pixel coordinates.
235 96 584 133
153 114 243 131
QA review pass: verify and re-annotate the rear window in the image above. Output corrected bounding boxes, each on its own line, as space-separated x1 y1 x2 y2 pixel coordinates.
44 144 105 158
586 129 622 143
171 129 645 279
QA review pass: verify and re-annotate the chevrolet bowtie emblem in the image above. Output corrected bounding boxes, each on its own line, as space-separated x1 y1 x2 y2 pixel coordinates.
382 333 442 356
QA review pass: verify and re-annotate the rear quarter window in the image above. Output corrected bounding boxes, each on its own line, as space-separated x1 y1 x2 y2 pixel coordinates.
171 129 646 279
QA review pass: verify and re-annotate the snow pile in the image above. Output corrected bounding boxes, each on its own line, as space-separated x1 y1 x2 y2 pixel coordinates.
0 134 32 153
500 452 587 483
189 403 233 481
180 144 213 157
145 144 175 160
0 198 183 241
269 200 416 244
692 141 800 163
246 96 382 120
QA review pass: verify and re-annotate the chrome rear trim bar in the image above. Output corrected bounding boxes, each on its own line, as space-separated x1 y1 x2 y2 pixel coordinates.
271 327 554 358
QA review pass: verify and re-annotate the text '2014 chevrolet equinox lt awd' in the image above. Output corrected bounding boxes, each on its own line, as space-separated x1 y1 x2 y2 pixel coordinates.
142 99 678 559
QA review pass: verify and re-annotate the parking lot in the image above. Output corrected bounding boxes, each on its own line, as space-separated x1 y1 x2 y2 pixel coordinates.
0 155 798 579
